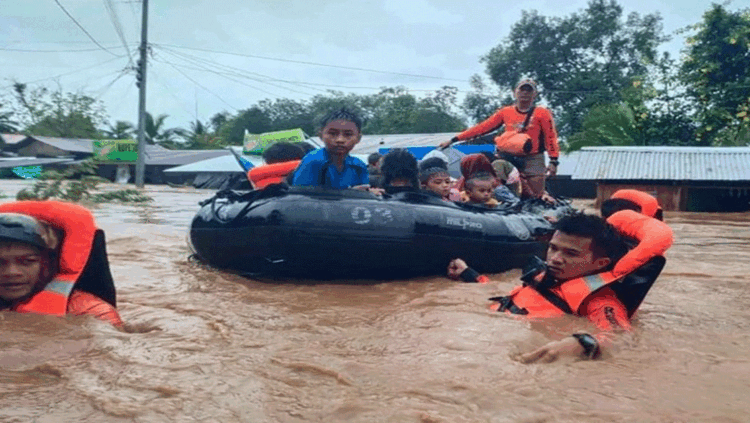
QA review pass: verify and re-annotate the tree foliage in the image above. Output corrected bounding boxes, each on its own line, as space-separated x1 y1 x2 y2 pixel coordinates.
104 120 135 140
679 3 750 146
481 0 666 137
11 83 107 139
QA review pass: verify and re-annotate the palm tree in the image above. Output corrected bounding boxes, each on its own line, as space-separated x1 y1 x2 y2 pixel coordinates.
144 112 185 145
0 109 17 133
104 120 135 139
564 103 643 152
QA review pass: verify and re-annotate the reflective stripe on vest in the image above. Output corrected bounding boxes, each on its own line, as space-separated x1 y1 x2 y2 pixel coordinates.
13 279 76 316
0 200 97 315
505 271 621 317
247 160 301 189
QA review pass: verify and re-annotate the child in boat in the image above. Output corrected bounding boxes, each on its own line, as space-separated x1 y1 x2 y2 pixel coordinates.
492 158 522 201
461 173 500 208
0 202 123 327
380 148 420 195
419 157 451 199
291 108 369 189
248 142 306 189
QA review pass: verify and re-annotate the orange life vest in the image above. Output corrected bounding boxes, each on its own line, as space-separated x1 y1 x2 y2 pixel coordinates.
0 201 97 316
247 160 301 189
610 189 662 219
498 271 621 317
606 210 674 278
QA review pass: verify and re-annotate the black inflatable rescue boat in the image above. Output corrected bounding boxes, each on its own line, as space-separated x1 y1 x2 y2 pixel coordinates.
189 186 574 279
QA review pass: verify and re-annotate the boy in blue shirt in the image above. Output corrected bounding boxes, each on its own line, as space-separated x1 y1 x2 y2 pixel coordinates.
291 108 369 189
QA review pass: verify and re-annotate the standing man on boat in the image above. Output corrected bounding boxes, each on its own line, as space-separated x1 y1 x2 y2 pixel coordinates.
440 79 560 199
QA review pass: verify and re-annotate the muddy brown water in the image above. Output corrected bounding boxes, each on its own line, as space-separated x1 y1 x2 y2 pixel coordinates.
1 181 749 423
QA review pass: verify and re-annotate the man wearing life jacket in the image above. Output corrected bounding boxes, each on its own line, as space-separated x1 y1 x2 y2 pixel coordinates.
247 141 307 189
447 213 641 363
609 189 664 221
0 201 122 327
440 79 560 199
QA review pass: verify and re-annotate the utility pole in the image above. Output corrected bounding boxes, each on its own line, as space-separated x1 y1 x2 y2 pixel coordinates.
135 0 149 187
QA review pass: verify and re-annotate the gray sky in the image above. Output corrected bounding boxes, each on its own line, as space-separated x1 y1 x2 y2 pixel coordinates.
0 0 733 132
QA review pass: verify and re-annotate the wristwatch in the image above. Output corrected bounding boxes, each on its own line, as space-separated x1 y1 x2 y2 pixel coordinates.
571 333 600 359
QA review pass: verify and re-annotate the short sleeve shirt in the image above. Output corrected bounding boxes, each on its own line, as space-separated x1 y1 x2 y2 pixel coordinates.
291 148 369 189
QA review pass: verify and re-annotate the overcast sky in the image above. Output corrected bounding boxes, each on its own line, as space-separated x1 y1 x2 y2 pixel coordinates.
0 0 736 132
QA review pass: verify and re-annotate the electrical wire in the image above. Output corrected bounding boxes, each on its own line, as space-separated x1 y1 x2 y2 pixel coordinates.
103 0 135 67
153 44 461 96
0 55 128 90
52 0 119 57
155 43 468 83
149 67 204 118
0 46 128 53
153 47 313 97
158 58 239 111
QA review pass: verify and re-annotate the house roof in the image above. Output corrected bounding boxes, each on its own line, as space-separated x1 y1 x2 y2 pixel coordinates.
27 136 96 153
164 152 264 173
307 132 455 155
0 134 28 145
142 148 232 166
571 146 750 181
0 157 74 169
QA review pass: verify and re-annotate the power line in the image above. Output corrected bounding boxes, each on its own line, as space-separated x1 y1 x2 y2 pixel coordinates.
154 43 468 83
0 45 128 53
154 44 463 96
159 58 238 111
52 0 119 57
102 0 135 67
153 47 315 97
0 55 128 90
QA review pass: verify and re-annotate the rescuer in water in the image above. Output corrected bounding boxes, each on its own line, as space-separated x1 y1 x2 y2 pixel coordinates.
0 201 122 327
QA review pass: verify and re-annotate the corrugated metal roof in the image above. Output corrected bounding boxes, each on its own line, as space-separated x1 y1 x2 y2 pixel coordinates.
0 157 74 169
164 153 264 173
571 147 750 181
143 148 231 166
30 136 95 153
345 133 456 155
0 134 28 145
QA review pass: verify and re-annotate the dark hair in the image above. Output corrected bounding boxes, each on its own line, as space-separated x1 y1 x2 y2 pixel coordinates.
601 198 642 219
262 142 305 164
418 157 449 183
298 141 316 155
380 148 419 188
318 107 363 132
368 152 382 166
554 213 628 263
465 172 495 190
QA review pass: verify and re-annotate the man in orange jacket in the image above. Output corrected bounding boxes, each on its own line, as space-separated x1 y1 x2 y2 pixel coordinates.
440 79 560 199
447 213 637 363
0 202 122 327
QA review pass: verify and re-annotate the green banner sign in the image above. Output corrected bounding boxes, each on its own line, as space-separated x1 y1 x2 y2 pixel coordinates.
93 140 138 162
243 128 306 155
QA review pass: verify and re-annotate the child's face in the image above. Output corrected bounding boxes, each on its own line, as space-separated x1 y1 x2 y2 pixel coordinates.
0 242 43 302
424 174 451 198
320 119 361 159
467 180 494 203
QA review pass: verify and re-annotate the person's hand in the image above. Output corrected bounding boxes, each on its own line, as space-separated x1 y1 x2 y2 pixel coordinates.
541 191 556 204
447 258 468 279
351 184 371 191
438 140 454 150
518 336 584 364
368 187 385 196
546 163 558 177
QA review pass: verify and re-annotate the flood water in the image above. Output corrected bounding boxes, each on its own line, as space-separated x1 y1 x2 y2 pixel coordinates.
1 181 749 423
